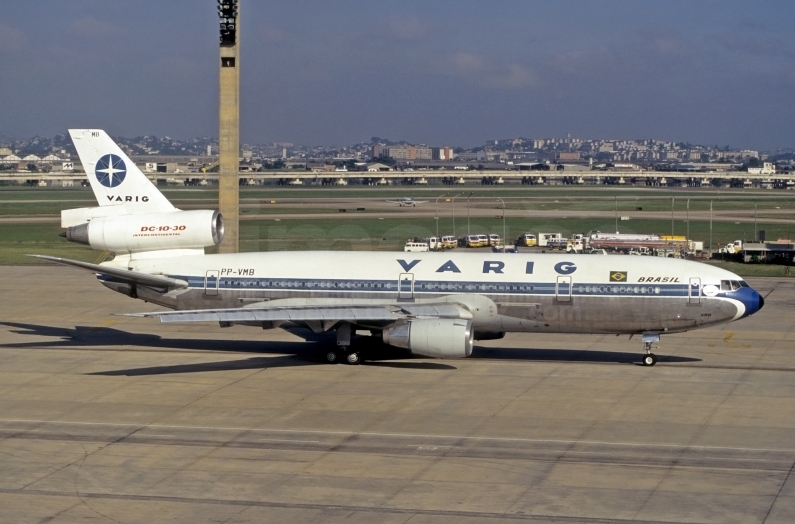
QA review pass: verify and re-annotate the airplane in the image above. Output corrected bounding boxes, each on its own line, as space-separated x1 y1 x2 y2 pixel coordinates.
386 197 428 207
37 130 765 367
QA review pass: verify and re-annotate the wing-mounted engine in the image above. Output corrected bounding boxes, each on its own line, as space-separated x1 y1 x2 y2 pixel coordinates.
382 318 474 358
63 210 224 254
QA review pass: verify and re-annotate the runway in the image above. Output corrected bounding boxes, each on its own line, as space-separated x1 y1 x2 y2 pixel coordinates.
2 266 795 523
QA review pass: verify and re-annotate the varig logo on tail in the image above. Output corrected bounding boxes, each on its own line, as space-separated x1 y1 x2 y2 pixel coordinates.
95 154 126 188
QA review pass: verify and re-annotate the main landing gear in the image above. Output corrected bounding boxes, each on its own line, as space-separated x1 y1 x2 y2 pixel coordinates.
324 348 361 365
325 323 361 365
641 332 660 366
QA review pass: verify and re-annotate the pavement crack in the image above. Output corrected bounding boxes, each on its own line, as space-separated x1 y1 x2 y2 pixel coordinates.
762 458 795 524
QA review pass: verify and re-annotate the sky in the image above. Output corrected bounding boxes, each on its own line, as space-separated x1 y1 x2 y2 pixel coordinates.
1 1 795 149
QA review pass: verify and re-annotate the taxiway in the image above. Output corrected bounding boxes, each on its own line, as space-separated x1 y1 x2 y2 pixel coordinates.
1 266 794 523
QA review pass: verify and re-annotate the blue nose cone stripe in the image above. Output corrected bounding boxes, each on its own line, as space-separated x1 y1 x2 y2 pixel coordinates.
733 287 765 318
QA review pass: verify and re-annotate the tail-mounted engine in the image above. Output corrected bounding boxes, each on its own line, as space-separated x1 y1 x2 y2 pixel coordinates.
63 210 224 254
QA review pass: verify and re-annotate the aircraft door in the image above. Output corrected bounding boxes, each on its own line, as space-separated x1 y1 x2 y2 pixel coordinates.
688 277 701 304
556 276 572 302
204 270 219 296
398 273 414 300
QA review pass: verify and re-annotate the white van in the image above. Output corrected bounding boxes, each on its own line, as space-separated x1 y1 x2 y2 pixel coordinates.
404 241 429 252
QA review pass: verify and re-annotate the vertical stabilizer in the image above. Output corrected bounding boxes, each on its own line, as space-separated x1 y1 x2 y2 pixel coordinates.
69 129 175 214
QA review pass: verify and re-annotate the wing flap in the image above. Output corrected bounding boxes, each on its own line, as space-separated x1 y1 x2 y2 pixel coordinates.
128 305 401 324
126 302 472 325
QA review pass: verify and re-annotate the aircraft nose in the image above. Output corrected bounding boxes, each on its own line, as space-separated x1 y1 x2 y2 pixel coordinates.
737 287 764 318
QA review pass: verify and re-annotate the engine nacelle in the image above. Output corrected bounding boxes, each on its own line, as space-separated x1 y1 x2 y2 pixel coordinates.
382 318 473 358
64 210 224 253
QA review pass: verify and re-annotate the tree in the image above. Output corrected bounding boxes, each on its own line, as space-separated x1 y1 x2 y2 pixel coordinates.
375 154 397 167
595 152 612 162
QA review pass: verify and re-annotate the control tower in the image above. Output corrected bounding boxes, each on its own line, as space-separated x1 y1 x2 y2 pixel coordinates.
217 0 239 253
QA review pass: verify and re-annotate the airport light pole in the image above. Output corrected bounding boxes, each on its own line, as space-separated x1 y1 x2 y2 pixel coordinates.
217 0 240 253
671 197 675 237
709 200 713 254
754 199 758 241
435 193 447 241
466 192 474 235
686 198 690 240
614 195 618 233
496 197 506 252
451 193 462 238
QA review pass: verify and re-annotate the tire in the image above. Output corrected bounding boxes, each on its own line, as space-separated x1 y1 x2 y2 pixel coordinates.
346 351 361 365
643 353 657 366
325 350 339 364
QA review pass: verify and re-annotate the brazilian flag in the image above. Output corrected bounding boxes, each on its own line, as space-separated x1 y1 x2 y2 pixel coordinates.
610 271 627 282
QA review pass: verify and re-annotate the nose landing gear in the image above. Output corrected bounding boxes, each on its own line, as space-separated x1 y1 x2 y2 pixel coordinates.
642 350 657 366
641 332 660 366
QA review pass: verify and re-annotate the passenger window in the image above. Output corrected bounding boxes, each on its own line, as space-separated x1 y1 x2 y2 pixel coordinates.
720 280 732 291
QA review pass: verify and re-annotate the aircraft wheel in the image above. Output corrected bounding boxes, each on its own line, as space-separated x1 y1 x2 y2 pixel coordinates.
346 351 361 365
325 350 339 364
643 353 657 366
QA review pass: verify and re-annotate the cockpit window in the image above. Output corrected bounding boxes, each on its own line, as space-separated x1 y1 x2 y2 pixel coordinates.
739 281 750 287
721 280 743 291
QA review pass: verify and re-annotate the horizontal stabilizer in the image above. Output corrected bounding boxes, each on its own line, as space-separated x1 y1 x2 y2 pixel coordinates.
29 255 188 289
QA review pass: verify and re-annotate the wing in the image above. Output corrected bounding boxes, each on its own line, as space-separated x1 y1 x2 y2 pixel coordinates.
413 200 429 205
125 302 472 332
385 200 401 204
29 255 188 289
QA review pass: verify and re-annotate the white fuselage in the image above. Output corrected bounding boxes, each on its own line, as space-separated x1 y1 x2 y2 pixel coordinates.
101 251 760 335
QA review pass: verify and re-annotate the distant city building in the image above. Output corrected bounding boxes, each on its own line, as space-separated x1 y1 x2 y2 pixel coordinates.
557 151 581 161
748 162 776 175
456 152 483 161
379 145 433 161
432 146 454 161
307 162 335 173
366 162 394 172
1 131 788 174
